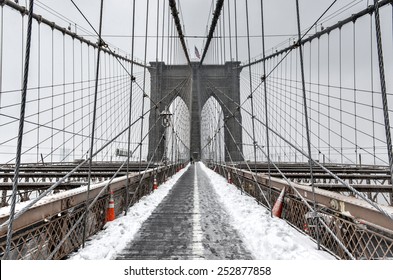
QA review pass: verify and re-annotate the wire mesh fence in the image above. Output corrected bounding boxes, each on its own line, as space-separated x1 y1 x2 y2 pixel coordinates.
212 163 393 260
0 165 179 260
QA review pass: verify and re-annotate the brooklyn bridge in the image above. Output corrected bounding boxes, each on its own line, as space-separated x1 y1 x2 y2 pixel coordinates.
0 0 393 260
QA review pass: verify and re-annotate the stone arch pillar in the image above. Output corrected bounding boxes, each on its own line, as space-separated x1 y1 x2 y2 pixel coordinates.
201 62 243 162
147 62 190 162
148 61 243 163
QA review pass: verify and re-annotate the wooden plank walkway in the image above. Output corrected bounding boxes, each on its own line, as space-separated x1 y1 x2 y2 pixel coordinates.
115 163 252 260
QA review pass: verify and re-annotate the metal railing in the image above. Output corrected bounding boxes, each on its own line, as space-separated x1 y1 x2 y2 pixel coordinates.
0 163 182 259
212 163 393 259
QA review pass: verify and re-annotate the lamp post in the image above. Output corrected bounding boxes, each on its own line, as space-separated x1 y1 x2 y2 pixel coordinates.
160 106 172 165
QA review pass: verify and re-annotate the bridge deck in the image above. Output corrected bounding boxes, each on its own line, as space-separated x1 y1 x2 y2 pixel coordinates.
115 164 252 260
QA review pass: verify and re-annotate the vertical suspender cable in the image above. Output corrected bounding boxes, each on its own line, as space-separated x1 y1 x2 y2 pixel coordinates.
37 20 41 163
161 0 166 62
167 2 170 62
233 0 238 62
51 27 54 162
219 12 222 63
227 1 233 61
80 41 84 157
260 0 273 216
21 11 24 87
289 45 293 161
318 37 321 162
295 0 320 249
370 14 376 166
82 0 105 247
62 34 66 161
277 54 282 161
156 0 159 61
284 50 288 161
154 0 160 163
308 42 312 150
0 7 8 177
222 4 226 62
170 12 174 64
0 5 3 110
87 44 91 156
373 0 393 206
295 46 298 162
4 0 34 260
108 55 112 162
139 0 149 176
217 13 225 63
328 34 331 161
339 27 343 164
103 52 107 160
273 56 278 161
353 22 358 164
245 0 257 171
125 0 136 216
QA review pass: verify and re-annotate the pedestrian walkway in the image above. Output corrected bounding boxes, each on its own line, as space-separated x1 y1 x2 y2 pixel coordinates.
115 163 252 260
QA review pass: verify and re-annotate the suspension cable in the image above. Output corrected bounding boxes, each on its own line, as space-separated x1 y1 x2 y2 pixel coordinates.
200 0 224 65
207 74 393 221
4 0 34 260
125 0 136 216
373 0 393 206
260 0 273 216
295 0 320 249
82 0 105 248
139 0 150 176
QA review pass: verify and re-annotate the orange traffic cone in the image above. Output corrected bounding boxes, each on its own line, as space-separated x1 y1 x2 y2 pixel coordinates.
303 222 309 233
106 190 115 222
153 175 158 190
272 188 285 218
228 172 232 184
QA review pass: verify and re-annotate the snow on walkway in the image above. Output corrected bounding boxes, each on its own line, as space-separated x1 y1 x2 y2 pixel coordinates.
69 162 334 260
199 163 335 260
68 165 190 260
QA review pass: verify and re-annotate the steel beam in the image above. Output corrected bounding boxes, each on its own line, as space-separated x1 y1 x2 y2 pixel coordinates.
0 166 168 236
225 165 393 232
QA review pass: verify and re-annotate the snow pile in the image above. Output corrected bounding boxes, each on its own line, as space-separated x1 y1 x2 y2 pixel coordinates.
199 163 335 260
68 165 190 260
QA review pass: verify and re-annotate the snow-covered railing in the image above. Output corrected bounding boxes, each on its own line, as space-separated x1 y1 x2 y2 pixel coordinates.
0 163 182 259
210 163 393 259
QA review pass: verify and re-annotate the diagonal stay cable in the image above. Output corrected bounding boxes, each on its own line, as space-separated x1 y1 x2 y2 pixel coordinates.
0 100 167 231
206 79 393 221
3 0 35 260
46 113 167 259
70 0 149 75
205 84 356 259
204 85 271 209
0 73 192 232
237 0 338 106
213 121 355 258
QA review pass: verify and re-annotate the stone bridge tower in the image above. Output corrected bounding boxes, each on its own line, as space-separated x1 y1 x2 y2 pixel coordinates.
148 61 243 162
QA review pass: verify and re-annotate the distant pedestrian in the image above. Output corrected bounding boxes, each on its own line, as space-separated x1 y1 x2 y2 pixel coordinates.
190 157 194 164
